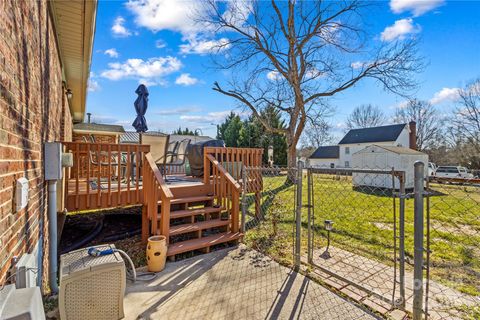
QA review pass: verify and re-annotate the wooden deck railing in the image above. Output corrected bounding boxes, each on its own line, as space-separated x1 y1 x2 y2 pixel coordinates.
143 152 173 243
62 142 149 211
205 154 242 233
203 147 263 232
203 147 263 182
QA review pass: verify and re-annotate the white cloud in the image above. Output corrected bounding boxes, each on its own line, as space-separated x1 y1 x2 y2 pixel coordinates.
351 61 365 69
88 79 100 92
87 72 100 92
181 110 249 124
111 16 131 37
267 70 281 81
100 56 182 83
104 48 119 58
429 87 460 105
179 38 230 55
126 0 204 37
380 18 421 42
175 73 199 86
154 106 201 115
155 39 167 48
390 0 444 17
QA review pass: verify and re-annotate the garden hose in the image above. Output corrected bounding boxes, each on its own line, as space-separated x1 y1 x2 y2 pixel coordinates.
87 247 158 282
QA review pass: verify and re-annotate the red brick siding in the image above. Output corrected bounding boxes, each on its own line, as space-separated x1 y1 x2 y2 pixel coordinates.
0 0 73 291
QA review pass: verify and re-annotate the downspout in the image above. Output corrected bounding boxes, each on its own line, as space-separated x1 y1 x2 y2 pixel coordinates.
48 180 59 294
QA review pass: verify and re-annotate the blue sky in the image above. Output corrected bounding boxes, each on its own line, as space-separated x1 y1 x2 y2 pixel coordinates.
86 0 480 140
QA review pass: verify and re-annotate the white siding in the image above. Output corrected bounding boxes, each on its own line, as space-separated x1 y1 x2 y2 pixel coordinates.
351 145 428 189
309 158 340 168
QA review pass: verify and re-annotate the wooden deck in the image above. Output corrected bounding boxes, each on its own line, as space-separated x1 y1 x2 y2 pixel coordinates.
62 141 264 257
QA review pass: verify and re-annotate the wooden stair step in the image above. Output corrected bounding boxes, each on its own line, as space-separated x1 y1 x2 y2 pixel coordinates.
167 232 242 256
169 219 230 236
168 206 224 219
159 195 215 205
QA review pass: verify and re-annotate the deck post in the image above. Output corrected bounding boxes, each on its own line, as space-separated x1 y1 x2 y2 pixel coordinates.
204 148 210 185
141 205 149 244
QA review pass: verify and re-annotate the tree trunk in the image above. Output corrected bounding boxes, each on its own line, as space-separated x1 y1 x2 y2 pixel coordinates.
286 134 298 183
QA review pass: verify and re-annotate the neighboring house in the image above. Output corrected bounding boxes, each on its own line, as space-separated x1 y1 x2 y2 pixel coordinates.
309 122 417 168
121 131 214 145
308 146 340 168
73 122 126 144
0 0 96 289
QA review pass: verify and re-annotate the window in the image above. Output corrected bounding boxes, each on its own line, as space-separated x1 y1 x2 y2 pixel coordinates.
345 147 350 155
330 163 335 168
345 161 350 168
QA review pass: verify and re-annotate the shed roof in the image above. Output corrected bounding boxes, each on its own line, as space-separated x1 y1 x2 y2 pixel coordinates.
309 146 340 159
354 145 426 155
339 124 407 145
73 123 125 135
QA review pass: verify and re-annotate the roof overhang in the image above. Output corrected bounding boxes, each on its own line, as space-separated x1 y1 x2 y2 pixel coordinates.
49 0 97 123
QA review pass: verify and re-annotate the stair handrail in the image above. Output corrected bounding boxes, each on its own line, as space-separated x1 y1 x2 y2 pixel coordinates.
205 154 241 232
143 152 173 243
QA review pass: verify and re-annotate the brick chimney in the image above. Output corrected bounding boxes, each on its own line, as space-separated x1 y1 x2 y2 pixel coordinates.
409 121 417 150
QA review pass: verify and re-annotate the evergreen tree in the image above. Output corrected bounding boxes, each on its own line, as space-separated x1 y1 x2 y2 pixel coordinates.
173 127 198 135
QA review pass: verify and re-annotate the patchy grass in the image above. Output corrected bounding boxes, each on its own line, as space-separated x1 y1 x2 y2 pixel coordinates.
243 173 480 298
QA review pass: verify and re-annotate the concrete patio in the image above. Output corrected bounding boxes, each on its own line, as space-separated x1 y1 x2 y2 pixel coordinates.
124 244 378 320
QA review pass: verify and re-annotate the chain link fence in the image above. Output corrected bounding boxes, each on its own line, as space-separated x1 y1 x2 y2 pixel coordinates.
240 165 381 319
424 177 480 320
306 167 407 314
239 163 480 319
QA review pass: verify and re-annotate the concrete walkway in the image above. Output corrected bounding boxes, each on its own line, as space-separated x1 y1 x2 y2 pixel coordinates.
124 244 378 320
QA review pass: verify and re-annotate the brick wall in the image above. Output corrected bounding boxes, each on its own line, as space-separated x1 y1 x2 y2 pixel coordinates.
0 0 72 290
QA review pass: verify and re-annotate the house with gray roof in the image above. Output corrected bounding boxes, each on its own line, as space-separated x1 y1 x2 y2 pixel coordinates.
309 122 417 168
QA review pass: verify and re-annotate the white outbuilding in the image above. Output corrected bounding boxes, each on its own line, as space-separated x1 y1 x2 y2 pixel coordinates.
351 145 428 189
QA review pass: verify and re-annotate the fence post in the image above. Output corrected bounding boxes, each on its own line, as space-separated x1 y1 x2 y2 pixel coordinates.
241 167 247 233
307 168 313 264
295 161 304 269
399 172 406 308
413 161 425 320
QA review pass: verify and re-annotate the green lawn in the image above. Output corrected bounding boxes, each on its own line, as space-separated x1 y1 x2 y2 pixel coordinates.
243 173 480 298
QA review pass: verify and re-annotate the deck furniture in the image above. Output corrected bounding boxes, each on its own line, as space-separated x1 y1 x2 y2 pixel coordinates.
161 138 191 175
141 133 170 169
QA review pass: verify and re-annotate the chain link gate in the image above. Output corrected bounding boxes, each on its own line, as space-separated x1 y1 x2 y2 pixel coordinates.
423 172 480 320
305 167 407 311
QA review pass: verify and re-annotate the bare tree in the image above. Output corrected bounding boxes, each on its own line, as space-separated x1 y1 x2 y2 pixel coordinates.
452 79 480 146
394 99 442 150
202 0 422 169
301 119 334 148
346 104 386 130
448 79 480 168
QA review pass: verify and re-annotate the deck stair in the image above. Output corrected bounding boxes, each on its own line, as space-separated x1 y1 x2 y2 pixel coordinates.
155 188 242 259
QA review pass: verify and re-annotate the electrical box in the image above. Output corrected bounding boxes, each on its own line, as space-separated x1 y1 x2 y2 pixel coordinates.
16 177 29 212
62 152 74 167
44 142 63 180
15 242 39 288
0 285 45 320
